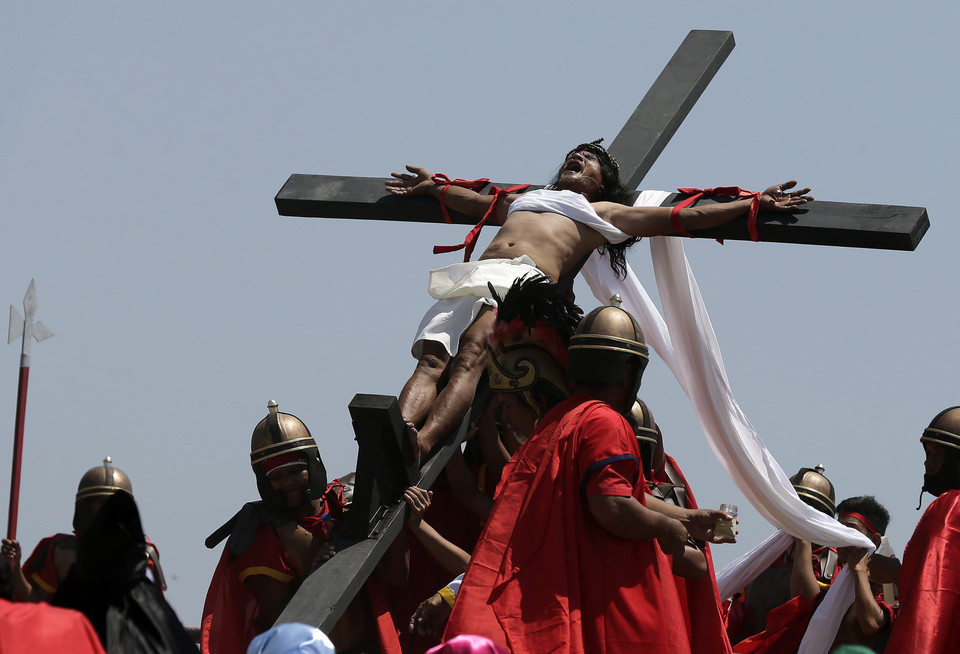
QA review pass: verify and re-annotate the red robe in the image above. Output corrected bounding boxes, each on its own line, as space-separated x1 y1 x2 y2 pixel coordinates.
885 488 960 653
655 455 733 654
201 481 400 654
444 395 690 654
731 594 815 654
0 599 106 654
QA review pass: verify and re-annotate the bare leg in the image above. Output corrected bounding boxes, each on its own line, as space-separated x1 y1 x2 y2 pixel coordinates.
410 308 496 463
398 341 451 429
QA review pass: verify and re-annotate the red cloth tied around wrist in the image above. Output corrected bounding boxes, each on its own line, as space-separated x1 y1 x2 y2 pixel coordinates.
431 174 530 262
671 186 762 242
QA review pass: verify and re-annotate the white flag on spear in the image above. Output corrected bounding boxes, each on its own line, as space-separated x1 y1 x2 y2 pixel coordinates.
6 279 53 540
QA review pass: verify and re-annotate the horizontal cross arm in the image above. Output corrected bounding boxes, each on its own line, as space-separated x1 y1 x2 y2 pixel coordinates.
674 195 929 251
275 173 519 225
276 174 929 251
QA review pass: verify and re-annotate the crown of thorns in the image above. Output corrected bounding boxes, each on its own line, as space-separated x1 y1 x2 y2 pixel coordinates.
566 138 620 172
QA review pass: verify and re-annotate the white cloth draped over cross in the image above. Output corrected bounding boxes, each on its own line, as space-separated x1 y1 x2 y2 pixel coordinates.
580 190 876 654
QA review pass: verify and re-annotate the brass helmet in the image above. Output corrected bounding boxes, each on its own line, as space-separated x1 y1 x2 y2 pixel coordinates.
567 295 649 396
249 400 327 512
790 464 836 517
628 399 664 476
73 456 134 532
921 406 960 451
487 328 571 421
920 406 960 497
486 274 580 420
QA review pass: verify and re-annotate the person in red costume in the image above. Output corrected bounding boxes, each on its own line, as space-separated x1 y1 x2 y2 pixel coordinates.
0 457 165 603
885 406 960 652
201 401 408 654
443 298 733 654
631 400 735 654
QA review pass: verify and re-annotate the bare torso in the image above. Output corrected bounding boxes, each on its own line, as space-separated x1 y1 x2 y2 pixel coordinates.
479 208 609 281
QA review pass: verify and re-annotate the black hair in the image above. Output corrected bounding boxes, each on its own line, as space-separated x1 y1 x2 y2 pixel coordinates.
837 495 890 535
547 144 638 279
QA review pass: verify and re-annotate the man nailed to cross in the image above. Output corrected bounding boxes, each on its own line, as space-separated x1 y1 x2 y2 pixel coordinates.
386 140 812 464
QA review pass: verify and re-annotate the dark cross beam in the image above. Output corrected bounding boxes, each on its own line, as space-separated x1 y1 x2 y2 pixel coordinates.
275 30 929 251
276 394 472 634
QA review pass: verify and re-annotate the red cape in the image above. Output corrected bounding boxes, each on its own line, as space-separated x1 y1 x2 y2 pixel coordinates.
885 488 960 653
731 594 814 654
445 395 691 654
0 598 106 654
659 455 733 654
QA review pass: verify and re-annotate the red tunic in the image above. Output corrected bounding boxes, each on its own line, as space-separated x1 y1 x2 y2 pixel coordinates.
656 455 733 654
200 481 402 654
444 395 690 654
23 532 162 596
885 488 960 653
0 598 106 654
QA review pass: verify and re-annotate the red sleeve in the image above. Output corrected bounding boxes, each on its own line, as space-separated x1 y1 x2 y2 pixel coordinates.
22 535 70 595
576 405 643 498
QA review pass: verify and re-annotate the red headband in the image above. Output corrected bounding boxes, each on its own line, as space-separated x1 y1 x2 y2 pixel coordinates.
262 452 307 475
839 511 879 537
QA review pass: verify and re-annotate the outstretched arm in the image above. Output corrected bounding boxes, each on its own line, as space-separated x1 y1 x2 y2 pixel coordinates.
597 181 813 237
385 165 520 224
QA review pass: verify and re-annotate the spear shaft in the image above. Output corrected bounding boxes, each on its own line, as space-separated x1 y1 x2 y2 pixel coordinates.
6 279 52 540
7 364 29 540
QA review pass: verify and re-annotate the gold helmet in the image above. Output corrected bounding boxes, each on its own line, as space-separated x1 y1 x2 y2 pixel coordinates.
73 456 133 532
250 400 327 512
486 274 581 420
790 464 836 517
568 295 648 396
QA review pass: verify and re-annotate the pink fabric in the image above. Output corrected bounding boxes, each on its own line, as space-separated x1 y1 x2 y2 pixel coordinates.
429 634 510 654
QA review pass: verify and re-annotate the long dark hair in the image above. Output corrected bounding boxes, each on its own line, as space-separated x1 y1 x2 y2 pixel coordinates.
547 143 638 279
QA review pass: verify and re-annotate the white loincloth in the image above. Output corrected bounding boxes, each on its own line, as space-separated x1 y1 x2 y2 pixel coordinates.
411 255 543 358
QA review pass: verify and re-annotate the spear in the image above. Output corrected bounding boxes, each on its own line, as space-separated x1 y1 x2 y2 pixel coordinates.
6 280 53 540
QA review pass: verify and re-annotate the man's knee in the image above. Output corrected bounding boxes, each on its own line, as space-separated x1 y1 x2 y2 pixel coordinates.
416 343 449 377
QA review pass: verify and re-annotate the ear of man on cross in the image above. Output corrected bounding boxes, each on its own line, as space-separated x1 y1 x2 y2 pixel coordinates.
386 141 812 465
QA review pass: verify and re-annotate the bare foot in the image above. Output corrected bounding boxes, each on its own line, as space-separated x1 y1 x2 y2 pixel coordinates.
404 421 429 467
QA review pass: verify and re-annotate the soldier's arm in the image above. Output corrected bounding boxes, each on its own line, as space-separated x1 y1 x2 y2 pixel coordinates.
846 547 888 636
588 494 687 556
789 539 822 601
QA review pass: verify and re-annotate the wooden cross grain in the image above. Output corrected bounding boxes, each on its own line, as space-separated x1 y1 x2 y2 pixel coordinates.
275 30 929 251
270 29 930 637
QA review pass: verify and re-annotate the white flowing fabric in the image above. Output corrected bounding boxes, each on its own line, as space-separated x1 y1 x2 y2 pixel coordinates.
580 191 876 654
715 530 793 601
797 566 854 654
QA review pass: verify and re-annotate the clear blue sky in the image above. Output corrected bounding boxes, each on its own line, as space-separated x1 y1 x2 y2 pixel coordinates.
3 2 956 625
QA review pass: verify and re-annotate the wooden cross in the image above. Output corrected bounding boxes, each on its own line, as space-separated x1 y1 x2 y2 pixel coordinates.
275 30 928 251
270 29 930 637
